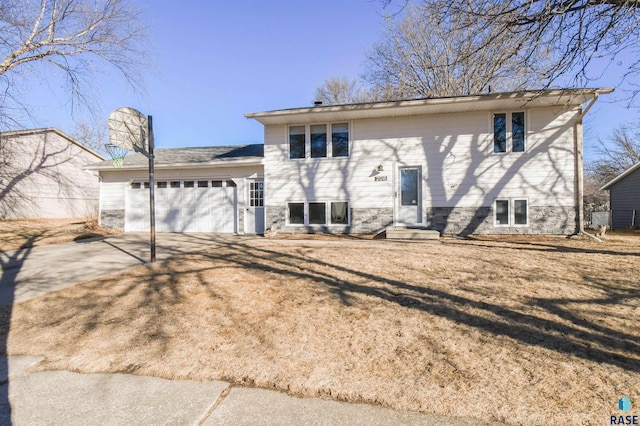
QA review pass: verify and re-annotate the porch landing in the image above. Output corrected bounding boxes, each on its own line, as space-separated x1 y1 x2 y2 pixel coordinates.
384 227 441 241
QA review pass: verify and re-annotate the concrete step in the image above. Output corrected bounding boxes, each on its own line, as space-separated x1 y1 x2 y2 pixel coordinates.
385 228 440 240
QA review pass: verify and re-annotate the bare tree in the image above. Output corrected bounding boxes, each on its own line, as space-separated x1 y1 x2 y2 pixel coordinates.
364 2 551 99
0 0 147 128
69 117 108 155
583 169 609 209
314 76 404 105
587 124 640 183
314 77 365 105
412 0 640 100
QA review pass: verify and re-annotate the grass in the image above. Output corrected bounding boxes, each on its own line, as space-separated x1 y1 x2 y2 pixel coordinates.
2 234 639 425
0 218 120 251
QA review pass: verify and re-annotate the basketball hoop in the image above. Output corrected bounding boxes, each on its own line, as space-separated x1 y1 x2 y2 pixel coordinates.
107 106 157 263
108 107 148 154
104 143 129 168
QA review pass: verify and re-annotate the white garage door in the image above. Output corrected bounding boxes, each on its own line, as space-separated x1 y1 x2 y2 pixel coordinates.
125 179 236 232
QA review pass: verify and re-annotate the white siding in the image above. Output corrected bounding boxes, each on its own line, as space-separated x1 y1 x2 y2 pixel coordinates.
98 165 262 232
0 130 102 219
264 106 579 212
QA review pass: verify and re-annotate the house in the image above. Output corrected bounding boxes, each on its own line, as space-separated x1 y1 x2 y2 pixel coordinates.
0 128 104 220
246 88 612 235
84 145 264 233
600 161 640 229
88 88 612 235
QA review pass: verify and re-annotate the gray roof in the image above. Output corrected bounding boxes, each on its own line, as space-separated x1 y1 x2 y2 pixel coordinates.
85 144 263 170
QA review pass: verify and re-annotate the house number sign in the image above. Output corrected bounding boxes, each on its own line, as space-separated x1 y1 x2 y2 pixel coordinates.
374 175 388 182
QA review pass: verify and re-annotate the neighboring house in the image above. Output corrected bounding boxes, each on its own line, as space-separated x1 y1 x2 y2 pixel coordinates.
600 161 640 229
0 128 104 220
246 88 612 235
89 88 612 235
84 145 264 233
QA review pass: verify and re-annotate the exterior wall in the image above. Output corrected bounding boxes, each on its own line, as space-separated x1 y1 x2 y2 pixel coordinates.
266 206 393 234
0 130 102 220
98 165 262 232
610 167 640 229
263 106 580 235
425 205 575 234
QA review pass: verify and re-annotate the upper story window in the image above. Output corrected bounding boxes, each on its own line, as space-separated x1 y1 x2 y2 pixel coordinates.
289 125 306 159
310 124 327 158
289 122 349 159
493 112 525 154
332 123 349 157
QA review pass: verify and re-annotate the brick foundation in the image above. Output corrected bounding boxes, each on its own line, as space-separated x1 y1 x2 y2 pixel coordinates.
266 205 576 235
100 209 124 230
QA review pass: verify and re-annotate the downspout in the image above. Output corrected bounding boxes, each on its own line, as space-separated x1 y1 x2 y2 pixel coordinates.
574 93 603 243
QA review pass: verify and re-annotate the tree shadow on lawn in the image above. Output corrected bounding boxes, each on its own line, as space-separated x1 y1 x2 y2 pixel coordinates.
0 230 47 424
13 235 638 378
453 235 640 257
194 238 640 373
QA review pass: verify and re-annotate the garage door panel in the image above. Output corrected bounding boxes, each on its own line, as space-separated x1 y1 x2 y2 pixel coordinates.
125 181 236 233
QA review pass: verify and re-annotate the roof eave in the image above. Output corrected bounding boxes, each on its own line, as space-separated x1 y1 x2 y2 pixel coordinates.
1 127 106 160
245 88 615 125
84 157 264 172
600 161 640 190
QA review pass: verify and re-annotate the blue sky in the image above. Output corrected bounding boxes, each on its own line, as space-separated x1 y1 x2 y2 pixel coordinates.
17 0 638 162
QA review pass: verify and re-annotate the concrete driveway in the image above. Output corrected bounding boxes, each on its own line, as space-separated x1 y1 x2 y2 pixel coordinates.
0 233 250 306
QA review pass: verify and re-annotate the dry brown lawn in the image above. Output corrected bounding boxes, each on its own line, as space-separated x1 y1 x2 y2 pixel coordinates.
0 218 120 251
2 234 639 425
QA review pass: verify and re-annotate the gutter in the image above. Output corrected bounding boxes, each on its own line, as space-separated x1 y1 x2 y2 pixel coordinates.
83 157 264 172
574 93 604 243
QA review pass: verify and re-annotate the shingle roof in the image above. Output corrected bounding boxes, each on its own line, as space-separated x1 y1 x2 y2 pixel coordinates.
85 144 264 170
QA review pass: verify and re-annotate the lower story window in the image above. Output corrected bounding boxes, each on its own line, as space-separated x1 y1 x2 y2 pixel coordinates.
288 203 304 224
495 199 528 226
309 202 326 224
514 199 528 225
331 202 349 224
287 201 350 226
495 200 509 225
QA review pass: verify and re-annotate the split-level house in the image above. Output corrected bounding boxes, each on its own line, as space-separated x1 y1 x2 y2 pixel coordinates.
87 88 612 235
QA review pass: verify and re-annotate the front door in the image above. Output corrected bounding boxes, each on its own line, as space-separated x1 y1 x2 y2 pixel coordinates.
245 179 265 234
397 167 422 225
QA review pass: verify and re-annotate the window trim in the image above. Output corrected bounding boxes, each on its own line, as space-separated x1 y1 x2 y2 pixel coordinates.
287 122 350 159
330 201 350 225
288 125 306 160
494 199 510 226
285 201 351 226
286 201 306 226
492 111 526 154
308 201 327 225
310 124 328 159
513 199 529 226
494 198 529 227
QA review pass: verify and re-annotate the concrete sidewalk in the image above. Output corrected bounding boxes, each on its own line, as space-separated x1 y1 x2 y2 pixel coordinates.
1 356 491 425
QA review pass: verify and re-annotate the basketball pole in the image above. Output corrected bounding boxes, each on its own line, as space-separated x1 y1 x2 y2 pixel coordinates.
148 115 157 263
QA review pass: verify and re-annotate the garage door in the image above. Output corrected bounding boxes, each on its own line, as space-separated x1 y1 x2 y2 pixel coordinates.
125 179 236 232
